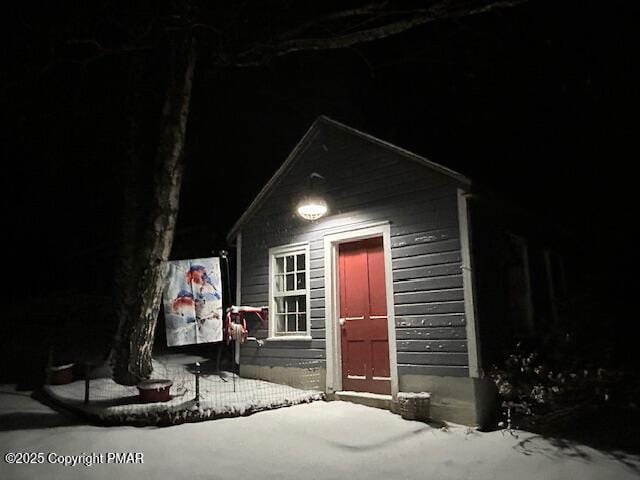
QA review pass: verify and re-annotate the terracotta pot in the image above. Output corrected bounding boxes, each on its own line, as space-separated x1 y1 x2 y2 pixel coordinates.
48 363 75 385
137 379 173 403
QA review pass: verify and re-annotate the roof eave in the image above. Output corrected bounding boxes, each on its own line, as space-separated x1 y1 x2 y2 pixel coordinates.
316 116 471 186
225 121 322 244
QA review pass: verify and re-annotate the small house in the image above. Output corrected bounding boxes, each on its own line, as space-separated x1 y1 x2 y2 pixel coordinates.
227 116 562 426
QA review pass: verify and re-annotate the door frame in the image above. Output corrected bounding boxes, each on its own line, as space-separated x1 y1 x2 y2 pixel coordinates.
323 221 399 398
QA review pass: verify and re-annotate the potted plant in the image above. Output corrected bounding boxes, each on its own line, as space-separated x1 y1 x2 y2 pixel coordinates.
137 379 173 403
46 345 76 385
48 362 76 385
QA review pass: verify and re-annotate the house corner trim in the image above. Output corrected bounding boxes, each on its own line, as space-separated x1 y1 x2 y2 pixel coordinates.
457 189 482 378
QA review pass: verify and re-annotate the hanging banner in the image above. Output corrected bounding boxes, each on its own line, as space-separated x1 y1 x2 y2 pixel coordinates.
163 257 223 346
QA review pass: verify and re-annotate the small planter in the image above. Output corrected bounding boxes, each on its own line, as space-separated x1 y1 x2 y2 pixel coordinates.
397 392 431 421
48 363 75 385
137 379 173 403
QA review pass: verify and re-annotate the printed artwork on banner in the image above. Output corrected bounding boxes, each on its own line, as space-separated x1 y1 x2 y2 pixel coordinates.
163 257 223 346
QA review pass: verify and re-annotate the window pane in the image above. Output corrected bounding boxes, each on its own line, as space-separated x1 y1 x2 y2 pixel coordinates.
272 249 309 334
287 314 296 332
286 256 295 272
274 297 285 314
285 297 297 313
298 295 306 313
286 274 295 291
275 274 284 293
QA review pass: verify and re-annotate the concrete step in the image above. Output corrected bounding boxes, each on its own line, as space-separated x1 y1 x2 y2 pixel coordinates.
333 391 393 410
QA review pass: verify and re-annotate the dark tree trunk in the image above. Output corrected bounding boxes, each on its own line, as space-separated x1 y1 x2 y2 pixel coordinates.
111 33 196 385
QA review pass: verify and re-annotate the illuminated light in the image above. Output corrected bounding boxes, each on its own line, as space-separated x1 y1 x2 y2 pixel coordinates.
297 197 328 220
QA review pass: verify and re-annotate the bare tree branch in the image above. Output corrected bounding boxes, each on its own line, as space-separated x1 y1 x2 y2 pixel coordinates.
234 0 527 67
275 2 390 41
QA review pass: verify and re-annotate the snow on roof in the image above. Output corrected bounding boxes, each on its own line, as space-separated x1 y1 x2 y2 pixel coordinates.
226 116 470 244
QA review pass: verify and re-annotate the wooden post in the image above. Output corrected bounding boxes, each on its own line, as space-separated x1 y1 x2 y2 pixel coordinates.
194 361 201 406
84 362 91 405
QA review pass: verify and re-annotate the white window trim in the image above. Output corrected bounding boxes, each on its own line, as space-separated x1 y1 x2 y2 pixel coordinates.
268 242 311 340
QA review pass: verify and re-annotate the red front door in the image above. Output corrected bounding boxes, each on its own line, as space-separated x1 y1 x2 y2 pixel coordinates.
339 237 391 395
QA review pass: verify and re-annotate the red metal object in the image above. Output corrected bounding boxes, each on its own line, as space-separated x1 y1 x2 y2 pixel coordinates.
224 306 268 344
137 379 173 403
48 363 75 385
339 237 391 395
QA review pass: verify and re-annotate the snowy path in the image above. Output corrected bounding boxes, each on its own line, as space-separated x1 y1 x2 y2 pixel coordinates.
1 385 639 480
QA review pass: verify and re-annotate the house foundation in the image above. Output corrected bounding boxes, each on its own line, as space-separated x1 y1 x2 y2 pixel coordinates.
239 364 326 392
399 375 498 427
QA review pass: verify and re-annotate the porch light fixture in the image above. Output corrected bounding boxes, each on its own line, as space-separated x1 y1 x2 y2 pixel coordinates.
297 196 328 220
296 172 328 220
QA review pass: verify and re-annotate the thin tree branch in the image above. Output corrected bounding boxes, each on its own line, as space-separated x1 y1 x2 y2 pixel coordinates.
275 2 390 41
234 0 527 67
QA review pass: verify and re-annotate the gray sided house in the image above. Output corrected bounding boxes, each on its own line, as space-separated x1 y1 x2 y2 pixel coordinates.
227 116 554 427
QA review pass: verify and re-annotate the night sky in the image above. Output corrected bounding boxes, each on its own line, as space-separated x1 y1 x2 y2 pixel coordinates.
2 1 638 334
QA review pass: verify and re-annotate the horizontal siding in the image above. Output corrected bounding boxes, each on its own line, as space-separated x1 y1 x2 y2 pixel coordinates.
390 227 458 248
249 329 268 339
238 293 268 306
238 357 326 368
311 328 326 339
395 313 466 328
266 148 437 197
242 188 458 252
310 299 323 309
391 239 461 259
239 124 469 374
394 288 464 304
242 284 268 296
393 276 464 292
397 340 467 352
395 301 465 316
252 339 327 349
241 347 326 359
398 352 468 366
398 365 469 377
310 268 323 279
392 251 462 270
243 274 269 287
395 327 466 340
253 172 450 221
393 264 461 282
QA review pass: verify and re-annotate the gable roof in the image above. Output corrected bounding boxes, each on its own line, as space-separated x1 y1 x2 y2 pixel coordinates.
226 116 470 244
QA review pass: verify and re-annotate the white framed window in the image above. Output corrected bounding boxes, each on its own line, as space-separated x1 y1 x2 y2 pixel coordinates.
268 243 311 339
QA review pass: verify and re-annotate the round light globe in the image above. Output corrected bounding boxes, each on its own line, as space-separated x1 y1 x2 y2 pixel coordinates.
297 197 328 220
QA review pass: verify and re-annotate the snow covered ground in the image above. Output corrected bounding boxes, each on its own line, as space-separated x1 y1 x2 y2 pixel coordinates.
44 354 323 425
1 384 639 480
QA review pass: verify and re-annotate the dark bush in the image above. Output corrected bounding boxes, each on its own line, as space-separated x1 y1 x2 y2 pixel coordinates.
488 339 626 431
